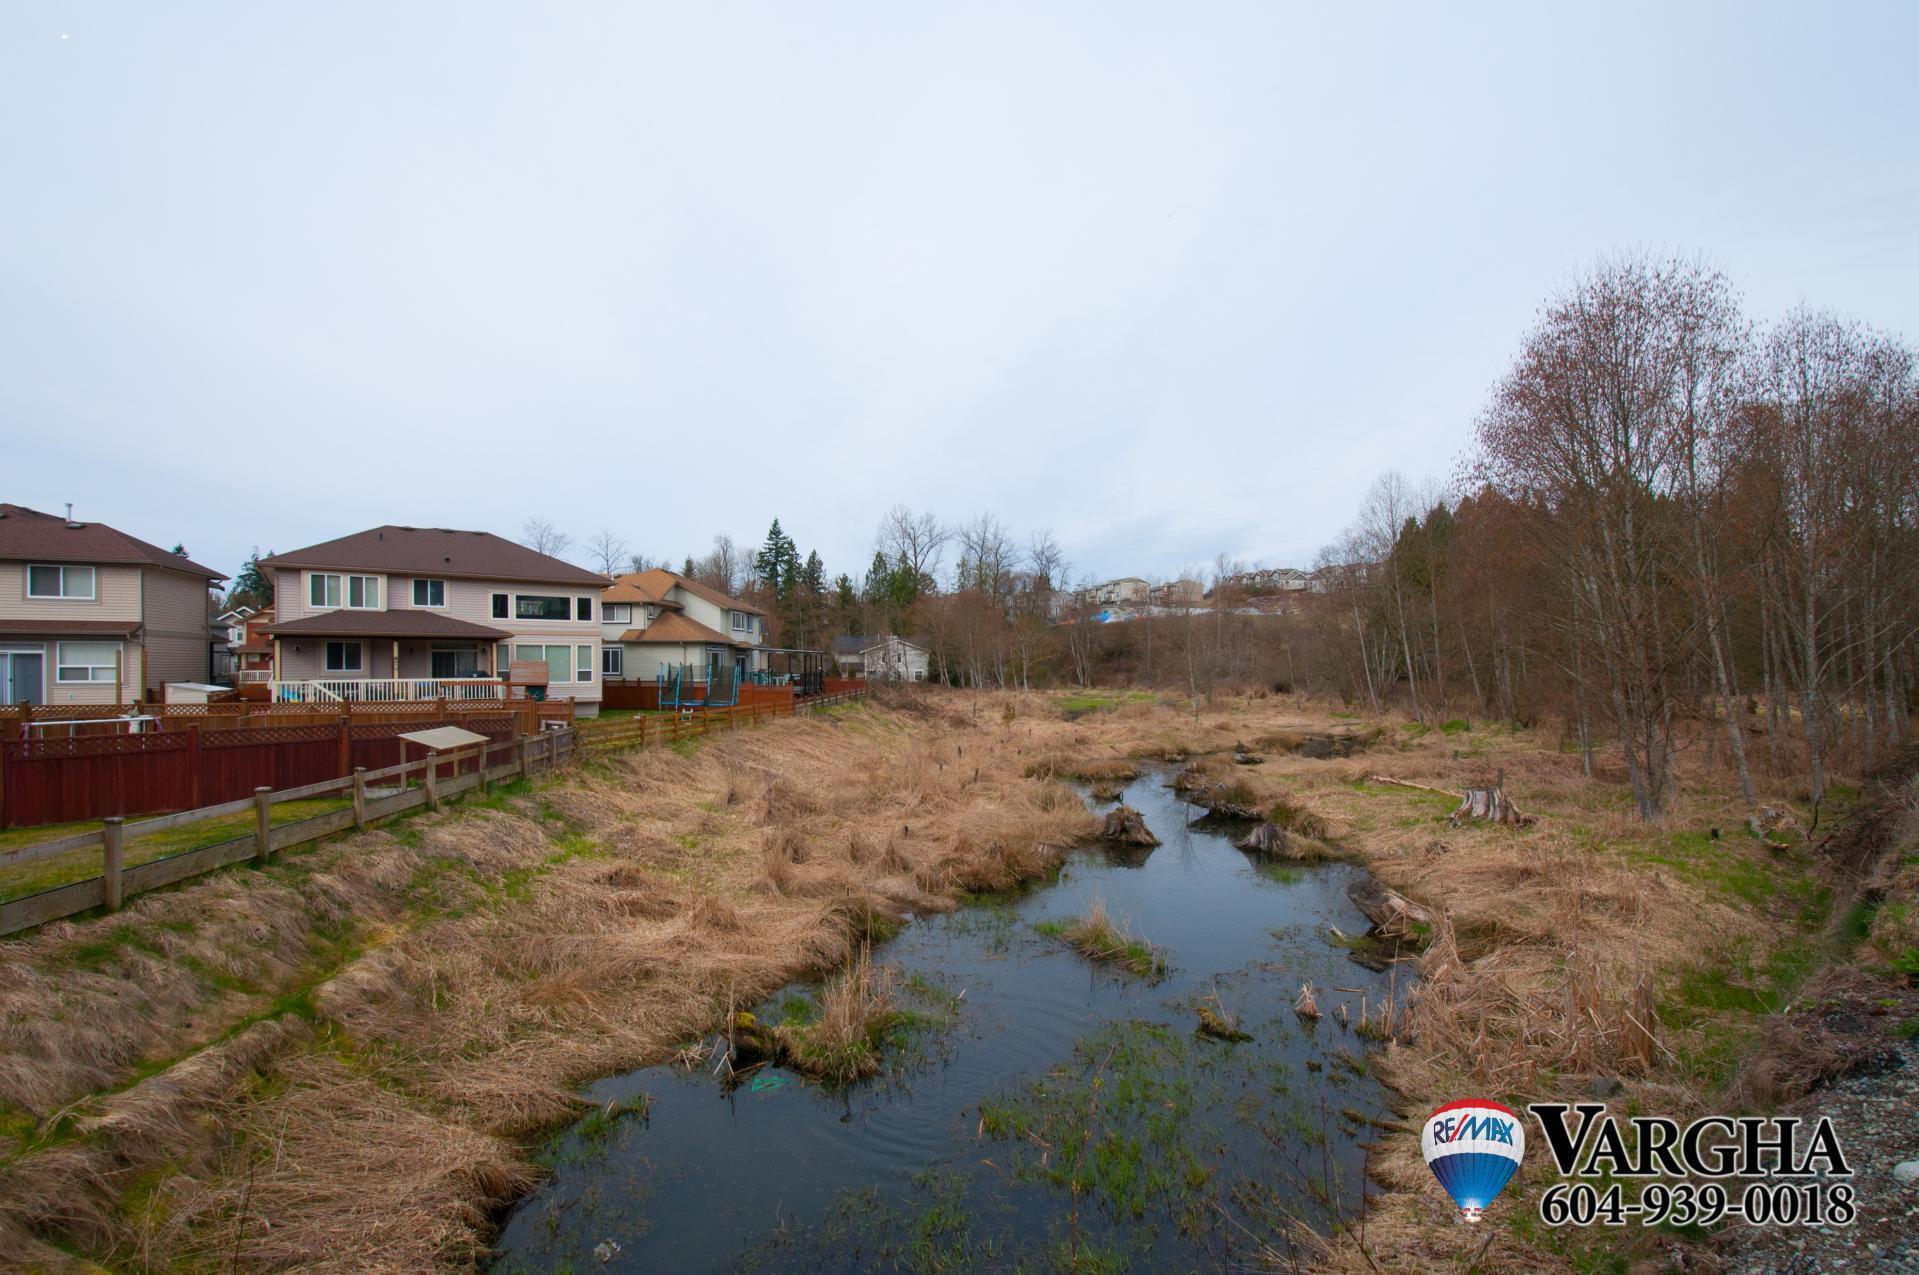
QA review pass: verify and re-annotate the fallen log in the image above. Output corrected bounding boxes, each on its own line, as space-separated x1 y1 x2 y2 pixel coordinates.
1449 785 1535 828
1347 877 1434 935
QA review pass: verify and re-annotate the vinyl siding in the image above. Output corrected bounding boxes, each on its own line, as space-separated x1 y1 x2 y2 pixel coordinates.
140 569 214 694
0 562 142 621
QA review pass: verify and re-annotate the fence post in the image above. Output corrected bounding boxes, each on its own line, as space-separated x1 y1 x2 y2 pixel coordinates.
424 752 440 809
338 714 352 777
352 767 368 829
518 735 530 781
186 725 201 809
103 816 125 910
254 787 272 863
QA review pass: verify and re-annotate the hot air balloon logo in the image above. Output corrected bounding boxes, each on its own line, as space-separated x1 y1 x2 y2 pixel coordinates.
1422 1099 1524 1222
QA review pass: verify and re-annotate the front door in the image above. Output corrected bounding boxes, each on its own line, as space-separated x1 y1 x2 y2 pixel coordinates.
1 650 46 706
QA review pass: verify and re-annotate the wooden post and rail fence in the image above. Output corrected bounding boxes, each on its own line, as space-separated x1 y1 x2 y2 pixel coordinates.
0 682 866 938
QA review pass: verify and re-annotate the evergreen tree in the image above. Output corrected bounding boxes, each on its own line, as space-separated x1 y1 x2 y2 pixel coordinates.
755 519 800 598
227 549 275 609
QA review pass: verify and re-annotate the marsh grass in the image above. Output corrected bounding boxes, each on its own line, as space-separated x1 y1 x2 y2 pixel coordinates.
1037 900 1167 979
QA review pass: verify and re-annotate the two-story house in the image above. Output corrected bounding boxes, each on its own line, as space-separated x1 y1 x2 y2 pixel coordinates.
258 526 608 712
599 568 766 685
0 503 225 705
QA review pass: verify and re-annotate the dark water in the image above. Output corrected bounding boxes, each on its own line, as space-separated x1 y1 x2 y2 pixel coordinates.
492 772 1404 1273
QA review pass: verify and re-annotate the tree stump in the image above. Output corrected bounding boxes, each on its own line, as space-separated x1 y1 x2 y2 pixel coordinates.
1233 822 1291 857
1100 805 1160 846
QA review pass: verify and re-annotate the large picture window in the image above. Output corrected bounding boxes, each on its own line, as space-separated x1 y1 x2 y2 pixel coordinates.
28 565 97 599
515 595 571 621
324 641 364 672
54 641 118 683
513 643 571 681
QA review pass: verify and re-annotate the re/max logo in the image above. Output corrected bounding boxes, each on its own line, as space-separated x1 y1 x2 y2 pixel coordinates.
1432 1113 1517 1145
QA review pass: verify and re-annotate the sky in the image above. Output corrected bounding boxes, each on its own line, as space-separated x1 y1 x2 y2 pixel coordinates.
3 2 1916 590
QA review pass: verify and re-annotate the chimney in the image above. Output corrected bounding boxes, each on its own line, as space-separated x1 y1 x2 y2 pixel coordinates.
65 503 80 528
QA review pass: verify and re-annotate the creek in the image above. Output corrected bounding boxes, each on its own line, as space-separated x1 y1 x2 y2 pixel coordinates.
492 768 1404 1272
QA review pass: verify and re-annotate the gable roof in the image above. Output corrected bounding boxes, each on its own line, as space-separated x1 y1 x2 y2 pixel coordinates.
604 568 765 616
259 526 607 586
0 504 224 579
615 611 747 647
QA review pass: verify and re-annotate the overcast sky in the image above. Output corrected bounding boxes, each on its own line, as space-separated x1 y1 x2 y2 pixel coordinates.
3 3 1915 588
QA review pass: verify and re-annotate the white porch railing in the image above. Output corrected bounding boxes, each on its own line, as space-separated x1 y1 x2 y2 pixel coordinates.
237 670 272 684
270 677 508 704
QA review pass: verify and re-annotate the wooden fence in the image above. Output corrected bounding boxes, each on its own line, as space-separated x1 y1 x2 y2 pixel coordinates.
579 688 866 752
0 730 574 936
0 697 573 739
0 714 524 828
0 683 867 938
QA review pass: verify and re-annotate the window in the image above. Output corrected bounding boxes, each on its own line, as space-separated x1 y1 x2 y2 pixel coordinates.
55 641 118 683
430 646 480 677
577 597 593 622
28 565 96 600
324 641 364 672
491 593 509 619
310 573 381 610
576 644 593 681
513 643 571 681
601 646 623 677
515 594 571 621
412 578 446 608
730 610 754 632
606 603 631 625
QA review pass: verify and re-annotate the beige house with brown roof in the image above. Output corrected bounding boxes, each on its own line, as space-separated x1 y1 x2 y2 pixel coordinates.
599 568 766 685
0 503 224 706
258 526 608 712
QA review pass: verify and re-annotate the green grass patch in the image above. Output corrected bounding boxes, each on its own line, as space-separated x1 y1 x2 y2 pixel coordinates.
0 797 352 904
1036 904 1167 979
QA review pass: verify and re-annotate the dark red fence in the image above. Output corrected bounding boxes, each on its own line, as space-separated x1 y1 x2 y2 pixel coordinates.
0 715 517 828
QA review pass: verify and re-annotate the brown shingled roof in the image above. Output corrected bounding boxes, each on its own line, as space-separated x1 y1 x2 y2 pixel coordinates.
0 505 224 579
606 568 765 616
261 526 608 586
0 618 144 638
614 611 753 647
263 610 511 640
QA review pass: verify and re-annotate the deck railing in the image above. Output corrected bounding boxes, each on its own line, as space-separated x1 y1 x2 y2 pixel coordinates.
271 677 508 704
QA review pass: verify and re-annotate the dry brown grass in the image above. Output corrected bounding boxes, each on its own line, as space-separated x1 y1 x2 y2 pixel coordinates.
0 695 1093 1271
0 687 1859 1273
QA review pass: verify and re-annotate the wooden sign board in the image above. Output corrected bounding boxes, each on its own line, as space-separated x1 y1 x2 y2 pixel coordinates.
508 659 550 686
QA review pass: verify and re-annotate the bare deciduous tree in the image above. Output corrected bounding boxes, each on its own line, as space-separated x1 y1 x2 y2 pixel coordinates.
520 517 573 560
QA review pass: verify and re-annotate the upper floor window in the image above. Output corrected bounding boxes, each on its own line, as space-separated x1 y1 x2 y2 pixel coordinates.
412 578 446 608
309 573 381 610
578 597 593 622
27 564 95 600
730 610 754 632
491 593 509 619
515 594 572 621
606 602 632 625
